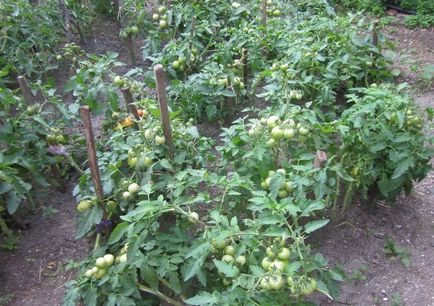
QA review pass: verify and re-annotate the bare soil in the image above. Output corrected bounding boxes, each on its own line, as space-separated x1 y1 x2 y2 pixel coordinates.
0 14 433 306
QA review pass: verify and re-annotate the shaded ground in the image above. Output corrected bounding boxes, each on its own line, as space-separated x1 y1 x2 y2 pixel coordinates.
0 13 433 306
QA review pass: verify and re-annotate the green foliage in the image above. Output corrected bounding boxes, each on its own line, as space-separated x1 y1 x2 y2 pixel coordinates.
383 238 410 267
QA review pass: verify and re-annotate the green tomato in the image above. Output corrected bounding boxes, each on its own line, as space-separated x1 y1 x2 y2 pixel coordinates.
267 116 280 128
222 254 235 264
155 135 166 145
104 254 115 267
266 247 276 258
276 168 286 175
159 20 168 29
213 239 226 250
283 128 295 139
287 276 294 288
285 181 295 192
267 138 276 148
127 157 137 168
157 6 167 14
128 183 140 194
118 253 127 263
278 247 290 260
261 181 269 190
269 275 284 290
271 126 284 139
260 277 271 290
225 245 235 256
188 212 199 223
272 9 281 17
261 257 272 270
298 127 310 136
77 200 92 212
95 257 107 268
84 269 94 278
144 157 153 167
172 60 181 69
94 268 106 279
278 190 288 198
130 25 139 34
300 277 317 295
236 255 246 265
269 260 285 272
56 55 63 61
123 191 131 199
152 13 159 20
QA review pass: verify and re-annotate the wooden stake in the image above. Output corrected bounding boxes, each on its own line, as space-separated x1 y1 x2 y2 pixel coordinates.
241 48 249 83
58 0 74 42
154 65 174 159
125 34 137 66
121 87 139 120
79 106 104 201
261 0 267 28
17 76 34 105
313 151 327 169
372 22 379 48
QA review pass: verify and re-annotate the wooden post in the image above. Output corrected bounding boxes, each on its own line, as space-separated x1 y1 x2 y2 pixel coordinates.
121 87 139 120
79 106 104 201
154 65 175 159
125 34 137 66
58 0 74 42
241 48 249 83
313 151 327 169
261 0 267 28
372 22 379 48
17 76 34 105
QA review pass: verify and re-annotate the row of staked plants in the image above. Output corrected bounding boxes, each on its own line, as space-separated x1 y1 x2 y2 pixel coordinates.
61 0 433 306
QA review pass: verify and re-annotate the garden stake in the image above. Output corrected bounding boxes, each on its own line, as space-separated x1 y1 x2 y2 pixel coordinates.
121 87 139 120
58 0 74 42
17 76 34 105
313 151 327 169
125 33 137 66
261 0 267 28
80 106 104 201
154 64 175 160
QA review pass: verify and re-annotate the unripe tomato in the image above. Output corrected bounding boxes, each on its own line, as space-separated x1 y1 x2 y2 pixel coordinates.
269 275 284 290
271 126 284 139
130 25 138 34
298 127 310 136
188 212 199 223
159 20 168 29
272 9 281 17
224 245 235 256
278 247 290 260
269 260 285 272
278 190 288 198
155 135 166 145
261 181 269 190
266 247 276 258
95 257 107 268
127 157 137 168
283 128 295 139
172 60 181 69
260 277 271 290
94 268 106 279
261 257 272 270
157 6 167 13
287 276 294 288
77 200 92 212
276 169 286 175
128 183 140 194
213 239 226 250
267 116 280 128
285 181 295 192
152 13 159 20
222 254 235 264
267 139 276 148
236 255 246 265
84 269 94 278
144 157 153 167
144 129 153 140
104 254 115 266
118 253 127 263
123 191 131 199
56 55 63 61
300 277 317 295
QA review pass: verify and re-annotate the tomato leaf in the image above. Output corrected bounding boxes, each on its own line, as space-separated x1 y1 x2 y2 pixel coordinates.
212 260 239 278
304 219 329 234
185 292 219 305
